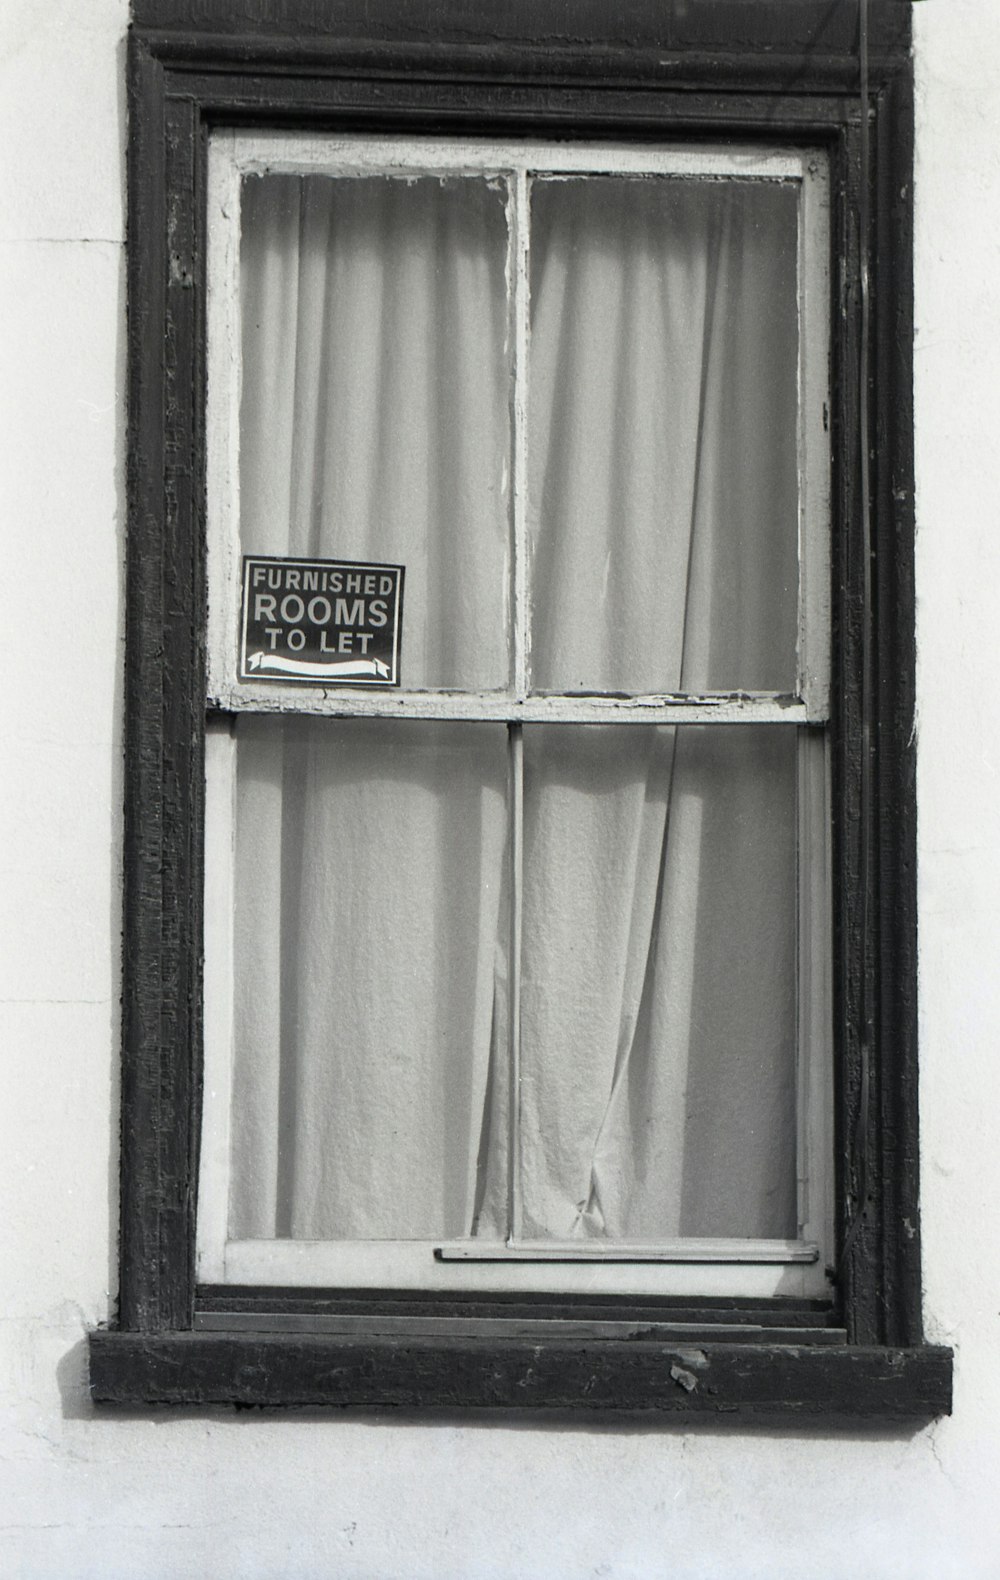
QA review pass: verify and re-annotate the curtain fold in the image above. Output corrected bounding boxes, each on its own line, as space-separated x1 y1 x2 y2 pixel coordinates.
231 175 511 1239
239 173 512 690
517 178 800 1240
231 717 508 1240
227 169 802 1245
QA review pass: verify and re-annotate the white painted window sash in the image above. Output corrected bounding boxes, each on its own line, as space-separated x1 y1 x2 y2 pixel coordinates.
225 130 812 181
200 718 236 1281
796 729 834 1261
198 130 833 1296
797 150 832 716
208 689 822 725
198 725 832 1291
209 1236 830 1299
206 131 831 718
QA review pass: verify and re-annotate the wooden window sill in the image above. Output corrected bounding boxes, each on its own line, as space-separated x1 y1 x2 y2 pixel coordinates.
89 1328 952 1422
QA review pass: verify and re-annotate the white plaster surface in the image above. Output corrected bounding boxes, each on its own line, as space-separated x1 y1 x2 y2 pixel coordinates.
1 2 999 1575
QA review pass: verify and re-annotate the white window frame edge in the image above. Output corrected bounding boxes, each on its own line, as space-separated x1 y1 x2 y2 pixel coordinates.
205 130 830 721
198 129 833 1299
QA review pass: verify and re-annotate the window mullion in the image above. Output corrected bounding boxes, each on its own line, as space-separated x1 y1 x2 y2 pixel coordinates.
512 167 531 703
506 169 530 1245
507 720 525 1244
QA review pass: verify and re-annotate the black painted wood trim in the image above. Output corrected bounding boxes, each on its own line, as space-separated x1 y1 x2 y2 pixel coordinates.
871 63 922 1351
175 77 856 137
121 37 209 1332
108 0 950 1415
136 38 897 98
90 1331 951 1420
832 59 921 1350
197 1286 840 1324
121 36 182 1333
133 0 911 61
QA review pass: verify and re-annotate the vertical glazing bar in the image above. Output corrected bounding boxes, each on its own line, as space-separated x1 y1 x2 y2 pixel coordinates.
512 169 531 701
505 169 530 1241
507 722 525 1243
502 169 533 1232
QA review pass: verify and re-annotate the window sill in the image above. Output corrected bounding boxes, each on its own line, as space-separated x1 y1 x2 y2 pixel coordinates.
89 1328 953 1421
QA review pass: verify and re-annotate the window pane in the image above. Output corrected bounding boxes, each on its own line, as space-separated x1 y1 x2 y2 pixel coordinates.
528 177 799 695
519 723 799 1240
239 173 512 690
227 718 509 1241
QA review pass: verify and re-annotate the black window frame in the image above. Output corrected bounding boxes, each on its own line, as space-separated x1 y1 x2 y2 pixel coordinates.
89 0 953 1421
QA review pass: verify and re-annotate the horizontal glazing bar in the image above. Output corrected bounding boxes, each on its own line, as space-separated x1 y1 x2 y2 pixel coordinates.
209 690 823 725
436 1240 821 1265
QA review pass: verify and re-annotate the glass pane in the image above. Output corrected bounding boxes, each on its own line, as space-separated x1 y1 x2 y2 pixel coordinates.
518 723 799 1240
239 173 511 690
528 177 799 695
227 718 509 1241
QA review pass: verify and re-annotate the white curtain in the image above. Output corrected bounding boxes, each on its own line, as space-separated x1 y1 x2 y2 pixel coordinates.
516 179 799 1239
228 170 801 1244
231 175 510 1239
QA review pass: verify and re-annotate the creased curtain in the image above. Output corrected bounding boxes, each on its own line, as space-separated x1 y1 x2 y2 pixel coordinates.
228 170 801 1244
514 180 799 1240
230 176 510 1239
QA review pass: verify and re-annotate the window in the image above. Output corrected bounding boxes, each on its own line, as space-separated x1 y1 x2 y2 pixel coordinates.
198 133 832 1300
91 0 952 1420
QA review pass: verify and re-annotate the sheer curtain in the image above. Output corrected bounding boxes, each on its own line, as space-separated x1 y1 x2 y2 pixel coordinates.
230 175 511 1239
227 169 801 1244
517 179 799 1239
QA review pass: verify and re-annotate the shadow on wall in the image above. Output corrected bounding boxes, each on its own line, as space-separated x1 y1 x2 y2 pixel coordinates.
57 1338 94 1421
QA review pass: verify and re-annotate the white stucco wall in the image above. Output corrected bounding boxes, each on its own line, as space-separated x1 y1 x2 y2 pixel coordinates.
2 2 998 1575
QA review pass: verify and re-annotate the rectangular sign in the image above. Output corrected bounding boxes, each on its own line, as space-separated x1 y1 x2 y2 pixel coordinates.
239 556 404 686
